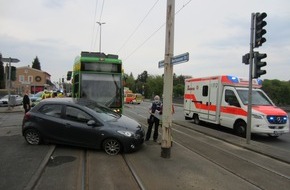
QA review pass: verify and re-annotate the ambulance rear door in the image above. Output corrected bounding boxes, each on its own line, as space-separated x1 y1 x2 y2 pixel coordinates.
199 78 219 123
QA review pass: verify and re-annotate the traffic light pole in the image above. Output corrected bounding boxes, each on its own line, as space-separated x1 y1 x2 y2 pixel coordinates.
7 60 12 110
1 57 20 110
243 12 267 144
246 13 256 144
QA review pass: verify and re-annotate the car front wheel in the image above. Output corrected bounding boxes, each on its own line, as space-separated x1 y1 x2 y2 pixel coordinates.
24 129 42 145
103 139 121 155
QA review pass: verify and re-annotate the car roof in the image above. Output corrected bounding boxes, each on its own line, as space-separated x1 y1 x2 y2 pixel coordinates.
35 98 112 112
39 98 101 107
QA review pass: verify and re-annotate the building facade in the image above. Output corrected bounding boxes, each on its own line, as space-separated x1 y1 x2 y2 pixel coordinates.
13 66 54 94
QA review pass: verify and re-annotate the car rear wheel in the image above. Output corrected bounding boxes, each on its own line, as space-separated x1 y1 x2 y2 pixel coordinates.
103 139 121 155
24 129 42 145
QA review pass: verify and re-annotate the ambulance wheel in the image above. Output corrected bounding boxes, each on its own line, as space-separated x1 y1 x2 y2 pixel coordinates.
234 121 246 137
193 114 200 125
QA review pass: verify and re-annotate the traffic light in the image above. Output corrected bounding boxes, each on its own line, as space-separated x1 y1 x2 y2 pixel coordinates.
254 12 267 48
253 52 267 78
11 66 17 81
242 53 250 65
67 71 72 81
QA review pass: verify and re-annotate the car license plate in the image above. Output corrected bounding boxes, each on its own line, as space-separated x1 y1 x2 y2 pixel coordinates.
274 131 284 135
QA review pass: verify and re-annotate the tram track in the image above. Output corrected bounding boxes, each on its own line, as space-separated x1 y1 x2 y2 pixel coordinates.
173 124 290 179
83 150 143 190
124 107 290 189
170 122 290 189
29 146 144 190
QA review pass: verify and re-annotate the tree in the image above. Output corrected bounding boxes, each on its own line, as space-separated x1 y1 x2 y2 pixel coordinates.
137 70 148 83
123 72 135 90
262 79 290 105
146 75 163 99
32 56 41 70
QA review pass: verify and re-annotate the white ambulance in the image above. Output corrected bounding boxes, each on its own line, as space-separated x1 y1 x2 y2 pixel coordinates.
184 75 289 137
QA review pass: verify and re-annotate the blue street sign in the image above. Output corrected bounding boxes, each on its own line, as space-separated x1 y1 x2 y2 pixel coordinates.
1 57 20 63
158 52 189 68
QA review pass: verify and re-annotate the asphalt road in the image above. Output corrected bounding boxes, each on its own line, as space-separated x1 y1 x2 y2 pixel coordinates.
0 111 54 190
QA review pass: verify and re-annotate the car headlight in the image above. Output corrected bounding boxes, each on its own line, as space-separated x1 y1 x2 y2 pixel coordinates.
252 113 264 119
117 131 134 137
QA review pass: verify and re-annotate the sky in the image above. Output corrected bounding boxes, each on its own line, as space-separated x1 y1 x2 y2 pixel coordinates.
1 0 290 83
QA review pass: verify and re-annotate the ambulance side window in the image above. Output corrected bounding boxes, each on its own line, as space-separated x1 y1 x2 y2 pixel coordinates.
225 90 240 107
202 86 208 96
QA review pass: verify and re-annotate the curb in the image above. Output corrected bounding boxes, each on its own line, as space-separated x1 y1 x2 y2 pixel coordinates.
0 106 24 113
24 145 56 190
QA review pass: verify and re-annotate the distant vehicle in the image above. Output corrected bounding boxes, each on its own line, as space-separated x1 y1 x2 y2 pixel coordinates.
30 91 55 107
184 75 289 137
124 93 143 104
0 95 23 107
132 93 143 104
69 51 123 113
124 93 135 104
22 98 145 155
30 91 44 107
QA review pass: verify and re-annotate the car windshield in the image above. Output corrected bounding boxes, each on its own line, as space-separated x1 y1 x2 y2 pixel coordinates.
76 98 121 121
34 92 43 97
1 95 9 99
236 88 273 106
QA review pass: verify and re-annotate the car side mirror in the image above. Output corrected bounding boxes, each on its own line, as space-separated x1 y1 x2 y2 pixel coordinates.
87 120 102 127
87 120 96 126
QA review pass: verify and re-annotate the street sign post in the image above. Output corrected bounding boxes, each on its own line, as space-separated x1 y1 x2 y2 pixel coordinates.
1 57 20 63
1 57 20 110
158 52 189 68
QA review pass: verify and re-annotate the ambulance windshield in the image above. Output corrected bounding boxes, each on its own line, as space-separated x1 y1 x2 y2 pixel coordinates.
236 89 273 106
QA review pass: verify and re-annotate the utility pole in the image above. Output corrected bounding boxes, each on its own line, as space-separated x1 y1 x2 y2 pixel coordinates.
96 21 105 52
161 0 175 158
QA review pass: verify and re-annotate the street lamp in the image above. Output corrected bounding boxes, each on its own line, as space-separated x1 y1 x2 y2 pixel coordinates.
96 21 106 52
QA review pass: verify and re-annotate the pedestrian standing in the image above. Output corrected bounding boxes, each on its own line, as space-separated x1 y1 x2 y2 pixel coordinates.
145 95 162 142
23 90 31 113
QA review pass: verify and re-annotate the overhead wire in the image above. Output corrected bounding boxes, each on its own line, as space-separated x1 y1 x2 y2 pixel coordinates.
91 0 106 51
90 0 99 51
123 0 192 61
98 0 105 22
117 0 160 54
